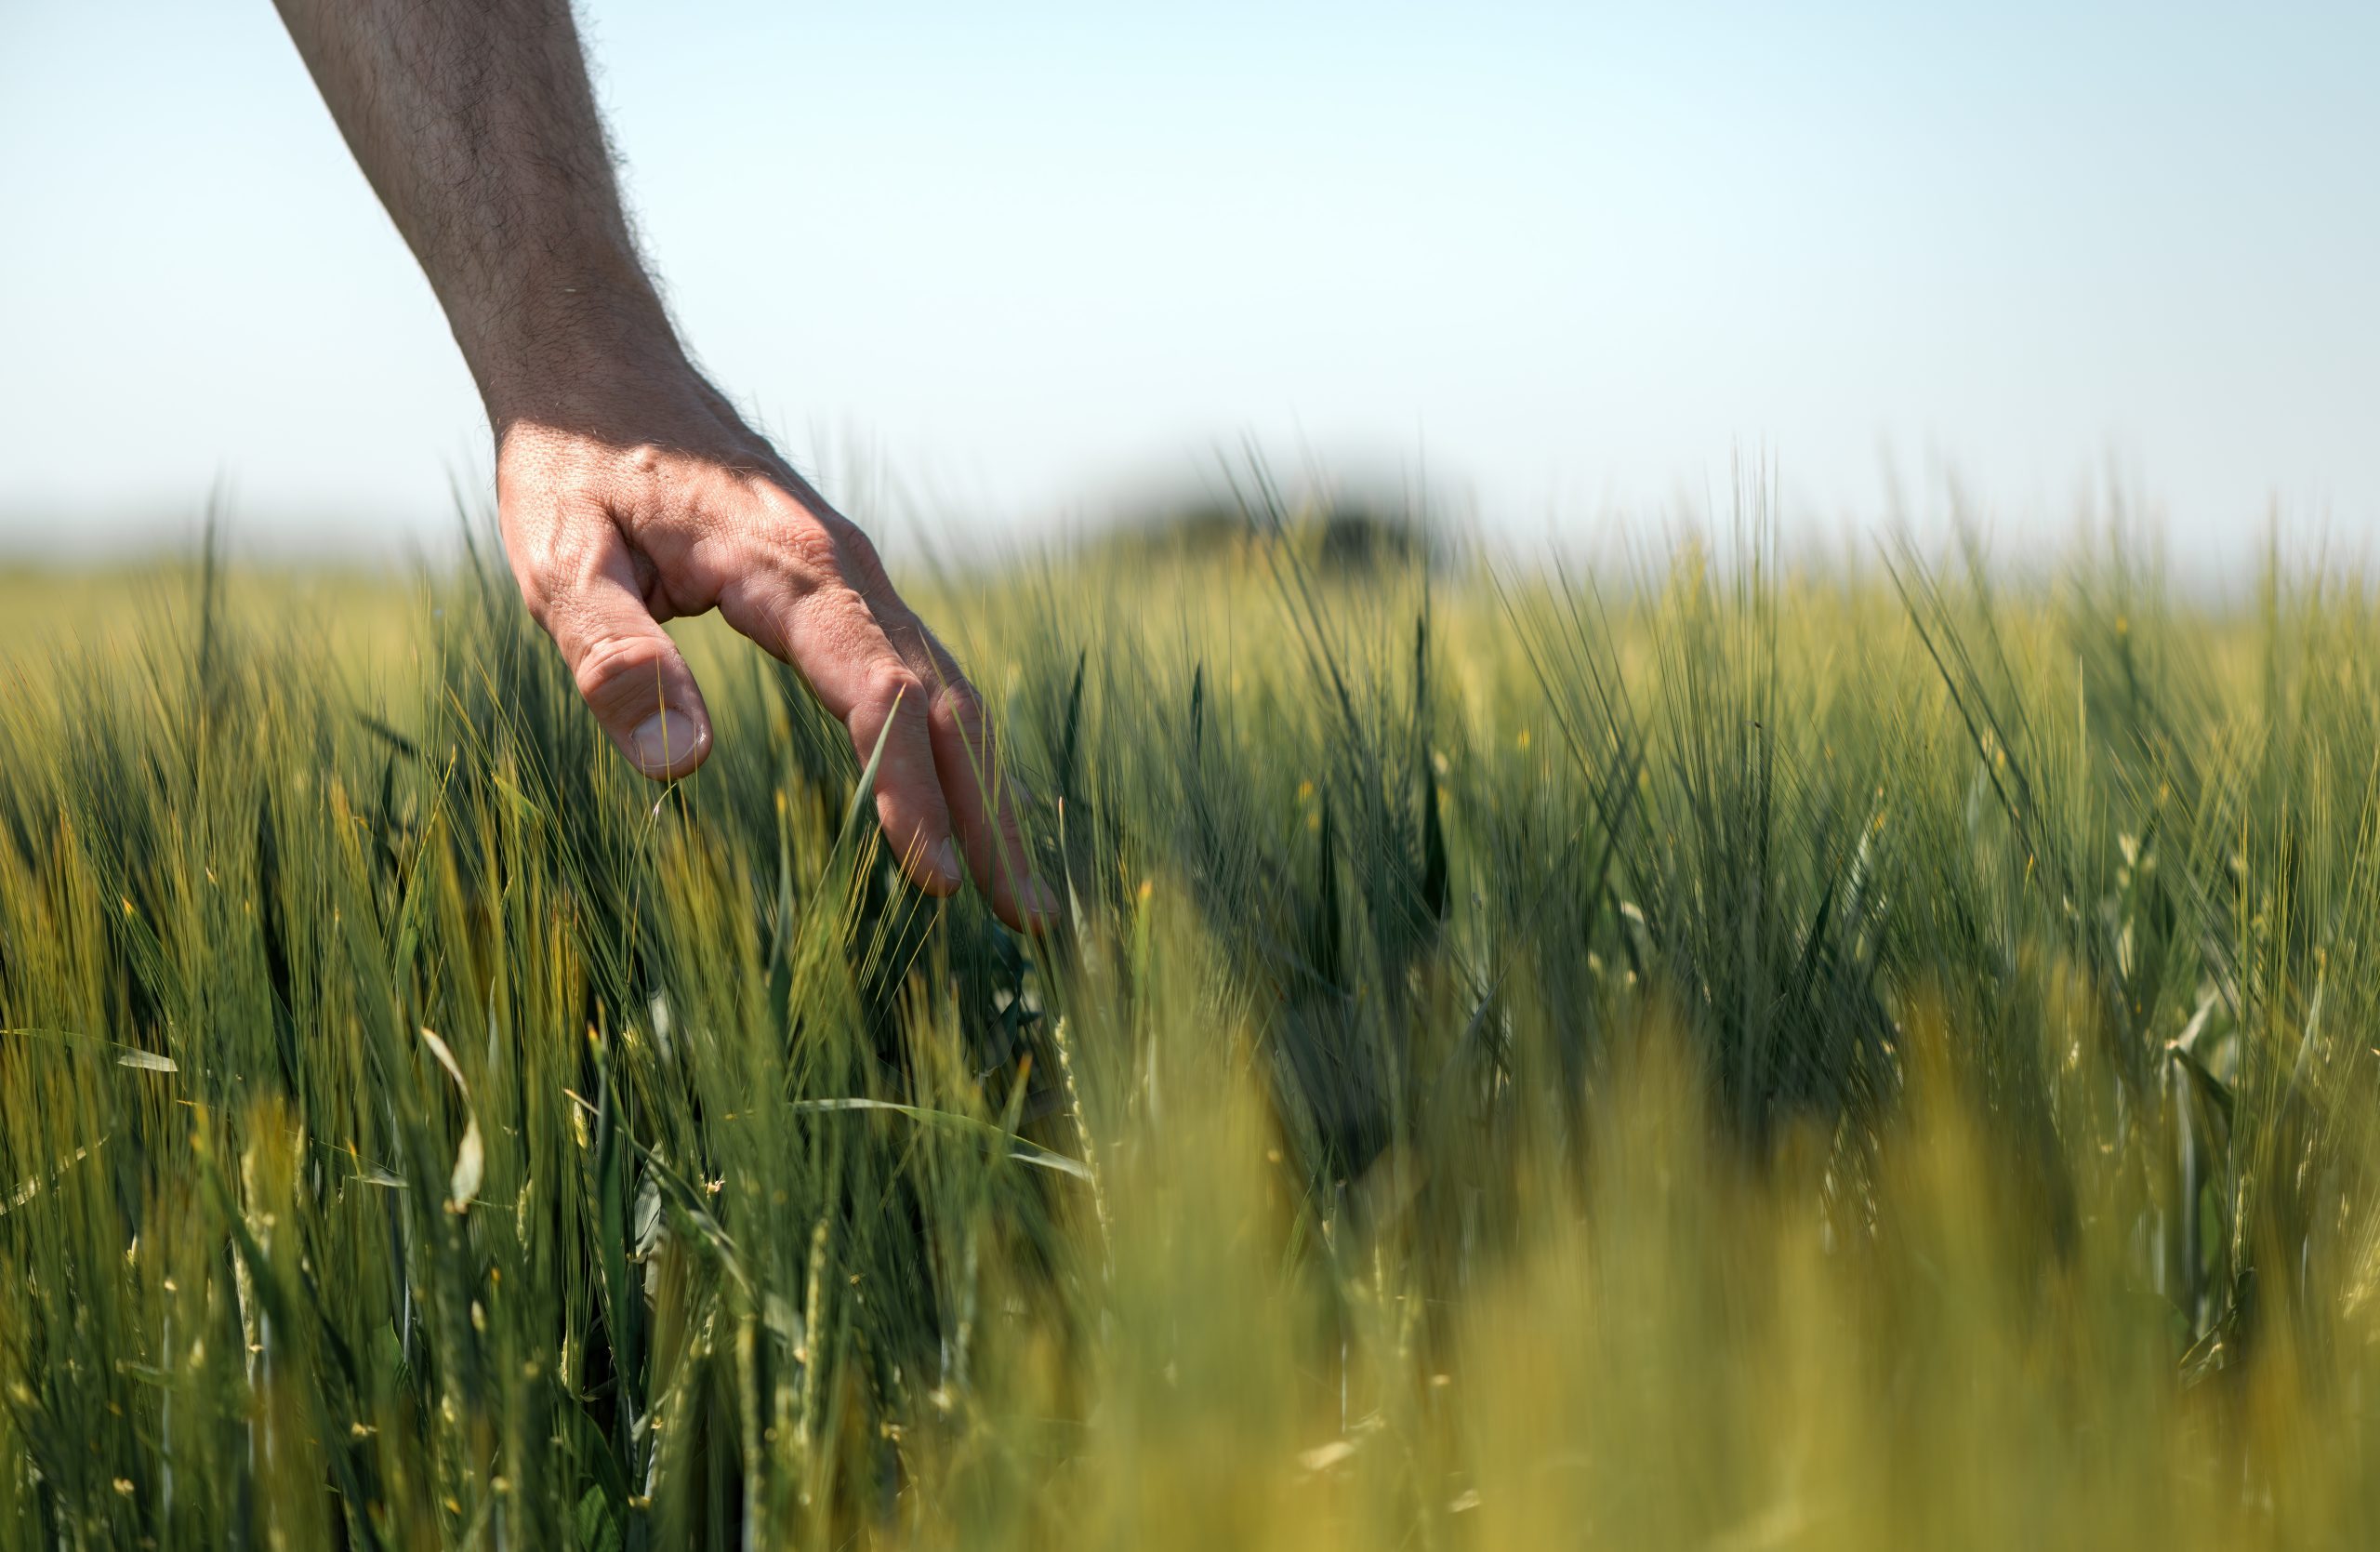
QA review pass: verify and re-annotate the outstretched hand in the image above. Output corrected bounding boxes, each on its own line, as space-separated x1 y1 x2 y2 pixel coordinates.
496 372 1054 932
269 0 1045 922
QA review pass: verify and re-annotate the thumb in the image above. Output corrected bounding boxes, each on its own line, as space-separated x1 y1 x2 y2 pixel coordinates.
534 527 713 779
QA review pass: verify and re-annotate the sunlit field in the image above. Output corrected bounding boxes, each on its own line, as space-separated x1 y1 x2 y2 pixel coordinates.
5 496 2379 1549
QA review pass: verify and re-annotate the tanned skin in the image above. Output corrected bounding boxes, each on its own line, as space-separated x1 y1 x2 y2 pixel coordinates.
273 0 1052 930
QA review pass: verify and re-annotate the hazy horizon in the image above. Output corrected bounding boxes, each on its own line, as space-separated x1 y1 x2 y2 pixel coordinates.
4 1 2373 569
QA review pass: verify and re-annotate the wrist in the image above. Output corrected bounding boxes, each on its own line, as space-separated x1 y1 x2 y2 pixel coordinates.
456 265 691 433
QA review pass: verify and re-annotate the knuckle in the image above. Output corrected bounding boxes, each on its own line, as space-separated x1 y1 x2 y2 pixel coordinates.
517 535 576 596
752 497 891 591
933 682 989 736
509 499 605 574
572 632 671 704
762 516 845 583
866 662 930 718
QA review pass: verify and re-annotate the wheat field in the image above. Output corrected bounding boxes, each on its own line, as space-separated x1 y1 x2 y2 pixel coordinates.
2 500 2376 1549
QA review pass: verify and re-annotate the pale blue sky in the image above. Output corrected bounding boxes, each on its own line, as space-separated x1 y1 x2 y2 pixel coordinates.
1 1 2373 563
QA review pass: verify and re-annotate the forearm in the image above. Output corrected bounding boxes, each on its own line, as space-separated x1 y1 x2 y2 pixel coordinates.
273 0 686 425
274 0 1051 926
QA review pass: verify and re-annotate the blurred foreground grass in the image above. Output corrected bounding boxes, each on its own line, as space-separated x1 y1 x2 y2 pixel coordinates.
2 511 2378 1549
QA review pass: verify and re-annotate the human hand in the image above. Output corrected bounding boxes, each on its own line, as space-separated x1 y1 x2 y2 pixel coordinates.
273 0 1051 930
493 368 1054 932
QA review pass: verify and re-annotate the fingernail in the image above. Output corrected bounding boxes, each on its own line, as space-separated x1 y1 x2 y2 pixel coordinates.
630 709 701 773
928 839 965 889
1023 876 1060 921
